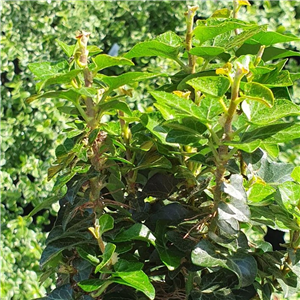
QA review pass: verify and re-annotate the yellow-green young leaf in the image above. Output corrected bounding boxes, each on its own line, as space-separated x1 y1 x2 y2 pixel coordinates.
242 82 274 107
92 54 134 72
247 183 276 204
187 76 231 97
211 8 231 18
238 0 251 6
291 167 300 183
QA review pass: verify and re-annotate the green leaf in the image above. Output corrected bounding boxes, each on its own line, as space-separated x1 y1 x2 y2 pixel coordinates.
114 223 156 245
189 46 226 59
166 129 203 145
29 60 69 79
187 76 231 98
76 246 100 266
40 239 89 268
99 100 132 116
140 112 169 144
242 99 300 125
165 117 207 145
150 90 209 124
247 183 275 204
278 182 300 218
241 82 274 108
56 39 75 57
155 31 182 47
262 123 300 145
291 166 300 183
38 69 82 91
97 72 160 91
38 284 74 300
95 243 116 273
26 89 80 104
194 19 257 44
245 31 300 46
27 192 66 218
112 271 155 300
114 259 143 272
242 123 297 144
225 140 261 153
92 54 134 72
192 240 257 287
78 279 107 292
220 175 250 222
237 44 300 61
124 40 179 60
224 25 267 50
156 244 182 271
99 214 114 235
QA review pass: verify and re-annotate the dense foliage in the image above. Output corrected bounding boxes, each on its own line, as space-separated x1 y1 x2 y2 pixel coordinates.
22 0 300 299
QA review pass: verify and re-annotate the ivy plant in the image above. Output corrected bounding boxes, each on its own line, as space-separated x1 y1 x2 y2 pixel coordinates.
28 1 300 299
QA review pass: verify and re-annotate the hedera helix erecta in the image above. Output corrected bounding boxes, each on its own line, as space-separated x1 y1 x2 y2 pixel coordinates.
27 1 300 299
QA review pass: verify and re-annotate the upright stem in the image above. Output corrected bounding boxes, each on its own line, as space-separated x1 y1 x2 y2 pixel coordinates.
185 6 198 74
213 64 246 206
76 30 97 129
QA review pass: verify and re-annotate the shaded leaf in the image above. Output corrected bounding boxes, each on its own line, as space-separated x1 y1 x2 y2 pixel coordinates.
114 223 156 245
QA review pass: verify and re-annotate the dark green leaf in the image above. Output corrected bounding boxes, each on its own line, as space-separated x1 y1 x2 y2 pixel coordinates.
114 223 156 245
78 279 107 292
114 259 143 272
112 271 155 300
37 284 74 300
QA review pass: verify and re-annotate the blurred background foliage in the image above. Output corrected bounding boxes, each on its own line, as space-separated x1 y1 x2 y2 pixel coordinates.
0 0 299 299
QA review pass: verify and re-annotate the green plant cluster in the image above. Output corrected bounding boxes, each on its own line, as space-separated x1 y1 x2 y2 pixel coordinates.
1 1 300 299
24 1 300 299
